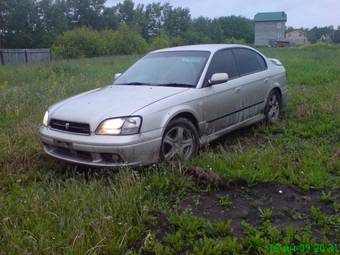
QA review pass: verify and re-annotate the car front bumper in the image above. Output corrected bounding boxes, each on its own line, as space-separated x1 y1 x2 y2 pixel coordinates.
39 126 162 167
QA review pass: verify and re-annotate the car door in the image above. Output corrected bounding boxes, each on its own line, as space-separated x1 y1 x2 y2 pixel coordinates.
232 48 270 121
200 49 242 135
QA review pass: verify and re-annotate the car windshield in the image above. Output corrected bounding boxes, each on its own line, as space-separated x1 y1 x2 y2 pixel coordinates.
114 51 210 87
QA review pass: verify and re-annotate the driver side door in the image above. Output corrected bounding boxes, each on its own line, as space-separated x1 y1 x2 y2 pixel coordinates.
200 49 242 135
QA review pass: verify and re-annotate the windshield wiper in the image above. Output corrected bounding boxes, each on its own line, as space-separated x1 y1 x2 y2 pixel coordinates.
157 83 195 88
121 82 152 86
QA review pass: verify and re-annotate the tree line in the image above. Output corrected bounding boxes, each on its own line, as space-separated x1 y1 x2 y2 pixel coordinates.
0 0 253 49
1 0 338 58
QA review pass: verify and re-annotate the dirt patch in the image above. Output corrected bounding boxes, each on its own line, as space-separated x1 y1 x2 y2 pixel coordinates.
178 183 339 239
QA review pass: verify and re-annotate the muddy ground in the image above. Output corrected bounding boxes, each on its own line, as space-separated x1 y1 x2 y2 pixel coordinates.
179 183 339 238
148 183 339 243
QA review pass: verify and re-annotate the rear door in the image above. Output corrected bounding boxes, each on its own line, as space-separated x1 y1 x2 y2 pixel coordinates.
200 49 242 134
232 48 269 120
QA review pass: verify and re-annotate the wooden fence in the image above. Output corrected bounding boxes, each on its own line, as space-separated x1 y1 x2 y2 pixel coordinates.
0 49 51 65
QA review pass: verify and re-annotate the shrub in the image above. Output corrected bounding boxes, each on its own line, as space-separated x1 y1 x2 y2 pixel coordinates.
101 29 119 55
149 34 172 50
111 25 148 55
223 37 248 45
52 27 105 59
183 31 211 45
298 42 340 50
170 36 186 46
52 26 148 59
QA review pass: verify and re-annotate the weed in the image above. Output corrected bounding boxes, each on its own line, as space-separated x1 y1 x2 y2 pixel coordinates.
259 208 273 220
218 194 232 209
320 191 335 204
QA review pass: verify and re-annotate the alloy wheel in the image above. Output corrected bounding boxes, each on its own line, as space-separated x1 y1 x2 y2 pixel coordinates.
267 93 280 122
162 126 195 161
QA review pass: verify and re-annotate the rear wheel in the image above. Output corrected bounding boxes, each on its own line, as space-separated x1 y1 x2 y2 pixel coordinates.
160 118 199 161
265 90 281 124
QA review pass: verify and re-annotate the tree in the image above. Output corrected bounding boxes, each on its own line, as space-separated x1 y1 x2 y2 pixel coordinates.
163 5 191 37
307 26 334 43
65 0 106 29
35 0 69 47
334 29 340 44
116 0 135 26
0 0 38 48
144 3 165 39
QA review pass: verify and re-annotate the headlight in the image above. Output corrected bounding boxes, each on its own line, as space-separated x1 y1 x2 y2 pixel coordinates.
96 116 142 135
43 111 49 126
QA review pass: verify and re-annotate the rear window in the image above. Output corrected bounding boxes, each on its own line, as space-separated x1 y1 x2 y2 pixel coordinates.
233 48 267 76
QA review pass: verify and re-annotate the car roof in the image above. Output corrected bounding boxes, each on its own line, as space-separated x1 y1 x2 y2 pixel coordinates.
150 44 251 54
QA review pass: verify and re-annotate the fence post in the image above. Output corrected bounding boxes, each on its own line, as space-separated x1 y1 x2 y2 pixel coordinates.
24 49 28 63
0 50 3 65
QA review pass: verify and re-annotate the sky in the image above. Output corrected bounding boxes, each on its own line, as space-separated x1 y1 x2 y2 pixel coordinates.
106 0 340 29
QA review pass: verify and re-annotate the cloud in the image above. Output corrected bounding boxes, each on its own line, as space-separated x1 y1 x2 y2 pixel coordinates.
106 0 340 28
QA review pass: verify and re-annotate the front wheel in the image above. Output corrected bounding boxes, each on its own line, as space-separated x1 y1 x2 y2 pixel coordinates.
264 90 281 124
160 118 199 161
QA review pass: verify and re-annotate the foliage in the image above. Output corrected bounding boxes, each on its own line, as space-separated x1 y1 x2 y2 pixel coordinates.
149 34 172 51
110 25 148 55
0 0 256 49
1 0 339 51
52 26 147 58
52 27 105 58
307 26 335 43
218 194 232 209
334 29 340 43
223 37 248 45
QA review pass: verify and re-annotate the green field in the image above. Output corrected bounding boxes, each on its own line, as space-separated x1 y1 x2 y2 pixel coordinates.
0 46 339 254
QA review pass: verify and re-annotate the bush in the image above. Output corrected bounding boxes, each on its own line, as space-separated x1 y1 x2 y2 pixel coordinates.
170 36 186 47
223 37 248 45
149 35 172 51
52 26 148 59
298 42 340 50
52 27 105 59
111 25 148 55
101 29 118 55
183 31 211 45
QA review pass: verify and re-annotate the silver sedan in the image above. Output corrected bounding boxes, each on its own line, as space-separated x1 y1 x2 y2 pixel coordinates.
40 44 287 167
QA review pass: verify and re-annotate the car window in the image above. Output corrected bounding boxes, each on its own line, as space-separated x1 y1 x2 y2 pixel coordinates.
233 48 267 76
204 49 239 85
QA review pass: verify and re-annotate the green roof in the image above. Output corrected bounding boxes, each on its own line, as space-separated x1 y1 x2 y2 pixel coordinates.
254 12 287 22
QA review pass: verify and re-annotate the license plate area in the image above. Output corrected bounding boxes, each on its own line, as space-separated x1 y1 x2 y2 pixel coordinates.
54 139 72 149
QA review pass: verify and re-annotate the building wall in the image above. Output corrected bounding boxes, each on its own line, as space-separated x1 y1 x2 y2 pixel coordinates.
286 30 308 45
255 21 286 46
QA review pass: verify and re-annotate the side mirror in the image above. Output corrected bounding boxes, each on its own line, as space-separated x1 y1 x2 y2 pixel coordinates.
208 73 229 86
114 73 122 80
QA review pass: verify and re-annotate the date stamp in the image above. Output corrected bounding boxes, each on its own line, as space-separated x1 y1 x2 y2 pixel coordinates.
268 243 338 254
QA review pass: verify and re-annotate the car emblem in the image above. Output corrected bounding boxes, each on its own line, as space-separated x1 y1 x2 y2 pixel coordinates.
65 122 70 130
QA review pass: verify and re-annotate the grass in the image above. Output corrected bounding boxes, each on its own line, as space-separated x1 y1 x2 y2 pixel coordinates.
0 45 339 254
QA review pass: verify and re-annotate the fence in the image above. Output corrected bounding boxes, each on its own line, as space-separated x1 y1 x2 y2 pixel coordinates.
0 49 51 65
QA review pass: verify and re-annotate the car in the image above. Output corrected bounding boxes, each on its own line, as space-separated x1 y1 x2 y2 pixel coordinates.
40 44 287 167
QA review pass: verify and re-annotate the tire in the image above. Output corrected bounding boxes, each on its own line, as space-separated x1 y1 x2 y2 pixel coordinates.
264 89 281 124
160 118 199 161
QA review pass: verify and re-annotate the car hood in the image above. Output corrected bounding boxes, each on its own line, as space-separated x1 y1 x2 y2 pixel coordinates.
50 85 189 130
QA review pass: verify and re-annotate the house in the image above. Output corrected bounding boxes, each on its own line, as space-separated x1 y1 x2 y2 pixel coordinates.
286 30 309 45
254 12 287 46
318 34 332 43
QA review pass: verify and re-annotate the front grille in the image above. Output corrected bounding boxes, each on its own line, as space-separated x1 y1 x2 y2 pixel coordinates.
50 119 90 135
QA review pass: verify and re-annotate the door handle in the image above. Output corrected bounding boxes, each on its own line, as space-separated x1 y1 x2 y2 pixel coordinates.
235 87 241 93
264 78 269 83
